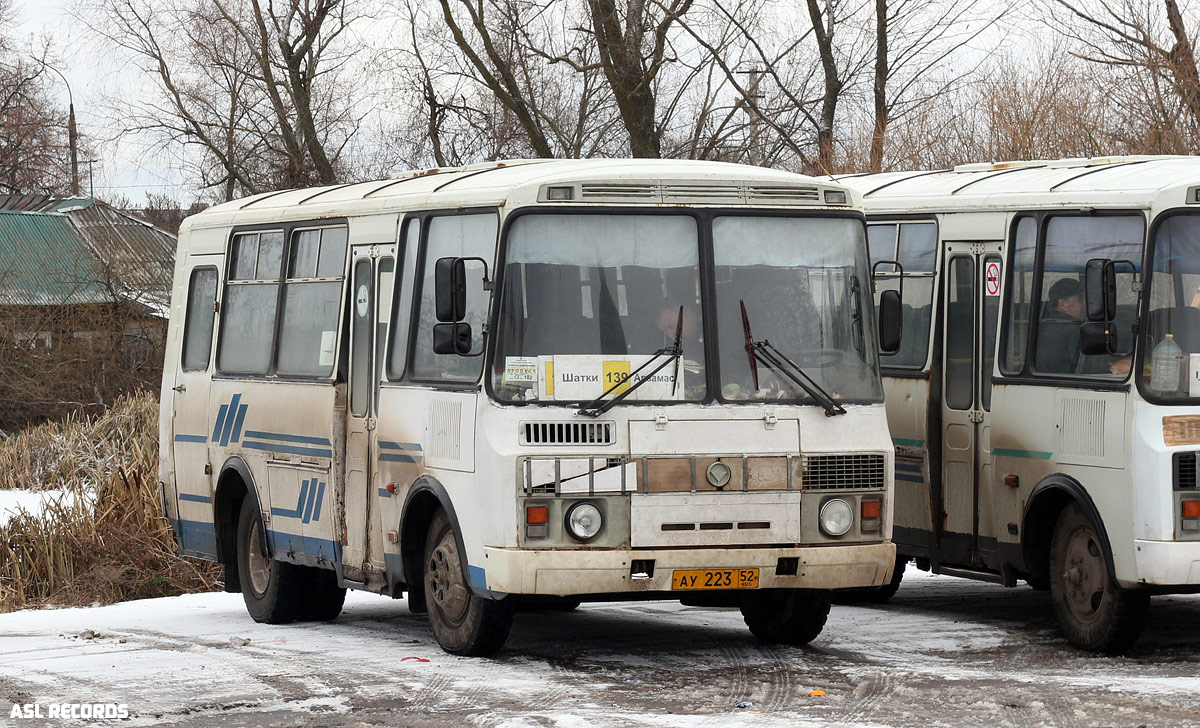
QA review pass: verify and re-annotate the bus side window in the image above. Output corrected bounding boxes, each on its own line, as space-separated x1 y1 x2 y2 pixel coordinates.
276 227 347 377
181 267 218 371
410 213 498 382
386 219 420 380
869 221 935 369
1001 217 1037 374
218 231 283 374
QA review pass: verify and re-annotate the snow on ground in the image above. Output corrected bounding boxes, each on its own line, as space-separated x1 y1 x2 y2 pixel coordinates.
2 567 1200 727
0 490 79 527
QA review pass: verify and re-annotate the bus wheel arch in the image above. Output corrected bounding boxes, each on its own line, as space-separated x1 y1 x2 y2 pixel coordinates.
213 457 262 594
1022 476 1115 590
399 477 469 614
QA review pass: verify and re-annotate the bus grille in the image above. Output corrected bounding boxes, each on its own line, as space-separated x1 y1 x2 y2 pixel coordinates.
1174 451 1197 490
800 454 886 490
522 421 615 446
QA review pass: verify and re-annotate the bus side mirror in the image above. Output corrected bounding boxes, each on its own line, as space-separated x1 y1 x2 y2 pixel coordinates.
1084 258 1116 323
433 322 474 355
878 289 902 354
435 257 467 322
1079 321 1117 356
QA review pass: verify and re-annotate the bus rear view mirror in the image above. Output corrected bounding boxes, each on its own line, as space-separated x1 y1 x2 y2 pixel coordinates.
435 257 467 322
1084 258 1116 323
433 322 474 355
878 289 902 354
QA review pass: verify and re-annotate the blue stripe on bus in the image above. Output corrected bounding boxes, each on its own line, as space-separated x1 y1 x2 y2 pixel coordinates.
211 404 229 442
895 473 925 484
272 480 310 519
378 488 393 498
244 430 333 446
993 448 1053 460
380 441 423 451
303 480 320 523
173 434 208 443
895 461 922 473
268 530 341 563
219 393 242 446
169 518 217 557
380 453 421 463
178 493 213 503
311 482 325 524
230 405 248 443
468 565 487 590
892 437 925 447
242 440 333 459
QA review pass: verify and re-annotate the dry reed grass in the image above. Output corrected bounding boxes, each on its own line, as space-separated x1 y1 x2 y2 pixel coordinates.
0 392 220 611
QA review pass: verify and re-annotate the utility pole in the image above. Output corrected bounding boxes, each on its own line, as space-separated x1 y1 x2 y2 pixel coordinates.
736 67 764 166
35 59 79 196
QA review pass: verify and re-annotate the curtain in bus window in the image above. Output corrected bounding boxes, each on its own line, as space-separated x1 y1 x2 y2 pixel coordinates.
1033 215 1142 377
182 268 218 371
411 213 499 381
276 227 347 377
1002 217 1037 374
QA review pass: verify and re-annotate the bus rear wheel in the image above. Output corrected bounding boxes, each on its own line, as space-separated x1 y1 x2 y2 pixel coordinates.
1049 503 1148 654
298 567 347 621
740 589 831 645
237 498 305 624
423 511 513 656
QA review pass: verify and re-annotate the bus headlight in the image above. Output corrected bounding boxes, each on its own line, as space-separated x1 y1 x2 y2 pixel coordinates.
819 499 854 537
565 501 603 542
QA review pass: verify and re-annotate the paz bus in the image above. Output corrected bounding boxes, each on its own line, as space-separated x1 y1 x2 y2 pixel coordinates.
158 158 901 655
841 156 1200 653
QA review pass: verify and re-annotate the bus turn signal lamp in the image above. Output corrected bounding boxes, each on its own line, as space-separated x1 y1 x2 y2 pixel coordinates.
1182 500 1200 532
860 498 882 533
525 504 549 540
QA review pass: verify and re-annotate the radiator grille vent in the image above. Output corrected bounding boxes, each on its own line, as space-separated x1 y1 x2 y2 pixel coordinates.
801 454 886 490
1174 451 1197 490
522 421 615 446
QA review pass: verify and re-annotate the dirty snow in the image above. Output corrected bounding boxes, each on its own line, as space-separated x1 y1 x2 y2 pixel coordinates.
2 567 1200 726
0 489 79 526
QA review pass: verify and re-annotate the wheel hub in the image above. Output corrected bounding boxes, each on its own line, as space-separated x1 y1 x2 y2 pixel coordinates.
246 521 271 596
1062 525 1106 623
427 534 470 625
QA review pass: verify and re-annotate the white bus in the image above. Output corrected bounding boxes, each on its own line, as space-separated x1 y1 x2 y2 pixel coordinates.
159 159 899 655
841 156 1200 653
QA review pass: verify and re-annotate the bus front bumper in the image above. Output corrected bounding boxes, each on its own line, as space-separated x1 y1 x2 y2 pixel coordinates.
1134 539 1200 585
479 542 896 596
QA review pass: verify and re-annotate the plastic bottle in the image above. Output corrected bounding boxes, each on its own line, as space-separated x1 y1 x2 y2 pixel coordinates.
1150 333 1183 392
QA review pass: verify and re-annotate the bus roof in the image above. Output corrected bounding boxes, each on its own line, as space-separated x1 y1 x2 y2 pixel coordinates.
836 155 1200 213
182 158 854 234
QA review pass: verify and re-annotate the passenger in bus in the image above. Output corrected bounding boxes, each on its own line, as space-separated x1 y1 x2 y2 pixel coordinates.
1036 278 1085 374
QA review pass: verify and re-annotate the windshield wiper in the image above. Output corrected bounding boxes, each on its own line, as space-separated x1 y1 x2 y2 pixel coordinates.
739 299 846 416
577 306 684 418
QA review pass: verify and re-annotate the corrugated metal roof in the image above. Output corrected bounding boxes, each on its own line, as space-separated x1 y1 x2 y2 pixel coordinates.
0 210 113 306
0 201 176 312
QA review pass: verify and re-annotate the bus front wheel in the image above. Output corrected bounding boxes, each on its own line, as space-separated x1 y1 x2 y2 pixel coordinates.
237 498 305 624
1048 503 1148 654
423 511 513 656
740 589 831 645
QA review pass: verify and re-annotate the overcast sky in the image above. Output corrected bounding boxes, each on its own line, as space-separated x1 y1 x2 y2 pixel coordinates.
13 0 191 205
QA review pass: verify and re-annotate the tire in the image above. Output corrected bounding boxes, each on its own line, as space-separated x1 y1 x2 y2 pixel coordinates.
237 497 306 624
1048 503 1149 654
424 511 513 656
298 567 347 621
740 589 831 645
834 555 907 604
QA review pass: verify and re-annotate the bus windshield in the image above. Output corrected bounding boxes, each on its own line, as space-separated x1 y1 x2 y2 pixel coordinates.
491 212 881 406
1146 214 1200 401
712 215 882 403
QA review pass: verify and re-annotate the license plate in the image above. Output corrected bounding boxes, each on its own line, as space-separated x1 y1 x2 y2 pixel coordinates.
671 568 759 590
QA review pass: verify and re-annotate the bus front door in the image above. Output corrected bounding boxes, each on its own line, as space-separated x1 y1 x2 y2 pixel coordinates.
940 243 1002 570
342 244 393 583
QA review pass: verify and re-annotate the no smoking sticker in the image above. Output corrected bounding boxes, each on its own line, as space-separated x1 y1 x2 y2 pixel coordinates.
985 260 1001 296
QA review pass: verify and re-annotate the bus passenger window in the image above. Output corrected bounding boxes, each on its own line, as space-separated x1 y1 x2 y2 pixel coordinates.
1001 217 1036 374
386 220 420 380
218 230 283 374
181 267 218 371
411 213 498 382
276 226 347 377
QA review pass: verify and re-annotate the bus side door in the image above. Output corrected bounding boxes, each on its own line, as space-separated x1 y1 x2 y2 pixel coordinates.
940 243 1002 567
